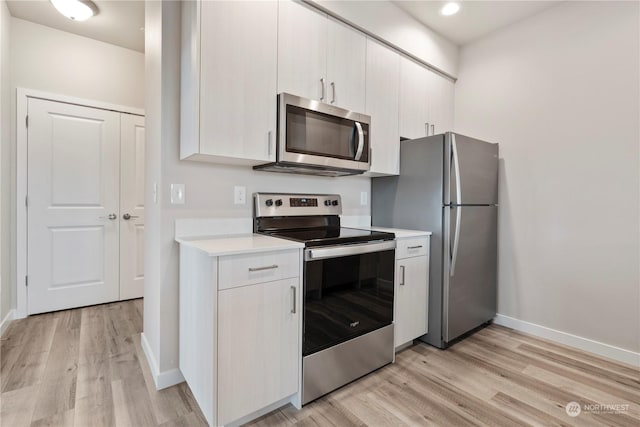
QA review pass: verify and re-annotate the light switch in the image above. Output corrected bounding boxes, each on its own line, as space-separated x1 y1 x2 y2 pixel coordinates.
170 184 185 205
360 191 368 206
234 186 246 205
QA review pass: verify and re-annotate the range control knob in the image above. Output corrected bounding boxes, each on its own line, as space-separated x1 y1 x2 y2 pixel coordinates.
324 200 332 206
275 199 283 207
332 200 339 206
265 199 273 207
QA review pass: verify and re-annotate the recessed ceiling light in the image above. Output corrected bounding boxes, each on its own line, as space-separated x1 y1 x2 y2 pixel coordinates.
440 2 460 16
50 0 99 21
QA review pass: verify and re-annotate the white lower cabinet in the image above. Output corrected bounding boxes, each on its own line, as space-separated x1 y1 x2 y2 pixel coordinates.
179 245 302 427
218 277 299 425
394 236 430 349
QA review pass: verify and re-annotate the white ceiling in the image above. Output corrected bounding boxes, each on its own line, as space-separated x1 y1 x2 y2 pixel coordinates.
5 1 561 53
6 0 145 52
393 1 561 46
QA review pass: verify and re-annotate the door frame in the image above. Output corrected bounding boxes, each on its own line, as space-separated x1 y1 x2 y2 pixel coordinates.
16 88 144 318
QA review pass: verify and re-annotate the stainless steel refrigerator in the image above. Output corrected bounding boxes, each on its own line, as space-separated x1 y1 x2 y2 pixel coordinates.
372 132 498 348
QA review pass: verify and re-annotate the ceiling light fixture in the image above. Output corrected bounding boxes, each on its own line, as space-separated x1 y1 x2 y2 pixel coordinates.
50 0 99 21
440 2 460 16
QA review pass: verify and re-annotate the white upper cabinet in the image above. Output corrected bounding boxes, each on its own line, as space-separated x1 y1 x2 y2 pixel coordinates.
431 75 455 135
180 0 454 167
365 37 400 176
277 0 328 102
181 0 278 164
399 56 430 140
278 1 366 111
399 55 455 139
326 17 367 112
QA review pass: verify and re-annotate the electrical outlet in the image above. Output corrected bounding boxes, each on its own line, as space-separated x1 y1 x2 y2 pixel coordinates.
170 184 185 205
360 191 368 206
234 186 246 205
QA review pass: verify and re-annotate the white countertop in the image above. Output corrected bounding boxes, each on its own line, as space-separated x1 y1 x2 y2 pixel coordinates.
176 234 304 257
366 226 432 239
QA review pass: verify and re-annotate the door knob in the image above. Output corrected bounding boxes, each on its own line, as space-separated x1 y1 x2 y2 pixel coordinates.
99 213 117 220
122 213 139 220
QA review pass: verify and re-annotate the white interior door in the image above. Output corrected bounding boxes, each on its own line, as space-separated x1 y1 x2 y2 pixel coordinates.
119 114 145 300
27 98 120 314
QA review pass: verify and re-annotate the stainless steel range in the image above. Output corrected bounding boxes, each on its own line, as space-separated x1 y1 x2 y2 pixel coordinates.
254 193 396 405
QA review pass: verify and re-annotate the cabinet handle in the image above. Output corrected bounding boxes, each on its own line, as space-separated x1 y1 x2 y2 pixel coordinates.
330 82 336 104
407 245 423 249
291 286 297 314
267 131 272 156
320 78 326 101
431 124 435 135
400 265 406 286
248 264 278 272
425 122 430 136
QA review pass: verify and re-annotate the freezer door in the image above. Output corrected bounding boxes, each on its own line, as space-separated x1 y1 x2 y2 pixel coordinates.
444 205 497 342
446 133 499 206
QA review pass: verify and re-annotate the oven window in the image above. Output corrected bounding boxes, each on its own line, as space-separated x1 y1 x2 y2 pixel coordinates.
303 249 394 356
286 105 369 162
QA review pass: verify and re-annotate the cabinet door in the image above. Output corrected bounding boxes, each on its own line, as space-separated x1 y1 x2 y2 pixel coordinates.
199 0 277 162
395 256 429 348
440 76 455 133
429 72 455 135
399 56 429 139
366 38 400 176
218 278 300 425
278 0 328 101
326 17 366 112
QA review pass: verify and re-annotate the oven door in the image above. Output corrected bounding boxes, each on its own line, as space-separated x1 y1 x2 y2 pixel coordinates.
303 241 395 356
278 93 371 172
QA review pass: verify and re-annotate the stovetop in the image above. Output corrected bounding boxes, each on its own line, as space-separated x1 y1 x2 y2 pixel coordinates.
253 193 395 247
262 227 395 248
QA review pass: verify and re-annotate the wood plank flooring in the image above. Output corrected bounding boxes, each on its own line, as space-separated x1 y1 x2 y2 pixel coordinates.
2 299 638 426
1 300 207 427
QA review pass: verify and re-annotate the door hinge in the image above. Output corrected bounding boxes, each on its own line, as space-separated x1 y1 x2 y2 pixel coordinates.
25 196 28 207
25 275 28 287
25 115 28 128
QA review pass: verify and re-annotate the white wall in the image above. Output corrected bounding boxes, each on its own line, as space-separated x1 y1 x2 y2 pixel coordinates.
143 1 371 383
0 0 11 328
455 1 639 353
7 18 144 317
313 0 458 77
11 18 144 108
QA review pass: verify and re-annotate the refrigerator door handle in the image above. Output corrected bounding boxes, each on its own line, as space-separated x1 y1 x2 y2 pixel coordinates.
450 206 461 276
452 133 462 205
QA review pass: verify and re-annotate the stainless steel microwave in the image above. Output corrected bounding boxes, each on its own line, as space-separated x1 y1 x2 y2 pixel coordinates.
253 93 371 177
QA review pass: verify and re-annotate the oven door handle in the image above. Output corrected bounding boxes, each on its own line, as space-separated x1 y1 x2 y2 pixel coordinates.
305 240 396 261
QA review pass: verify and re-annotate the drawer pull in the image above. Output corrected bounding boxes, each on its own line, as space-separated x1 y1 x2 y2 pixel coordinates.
248 264 279 272
407 245 423 249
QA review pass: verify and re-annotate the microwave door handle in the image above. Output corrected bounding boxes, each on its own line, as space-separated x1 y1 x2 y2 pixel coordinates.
354 122 364 161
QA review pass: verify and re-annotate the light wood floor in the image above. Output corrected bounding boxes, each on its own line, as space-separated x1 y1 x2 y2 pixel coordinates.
2 300 638 427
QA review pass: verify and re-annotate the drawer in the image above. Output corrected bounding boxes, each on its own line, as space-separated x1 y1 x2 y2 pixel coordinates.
218 249 300 290
396 236 429 259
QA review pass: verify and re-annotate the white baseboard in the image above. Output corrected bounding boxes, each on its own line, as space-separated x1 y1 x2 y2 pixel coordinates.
494 314 640 367
140 332 185 390
0 309 15 337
